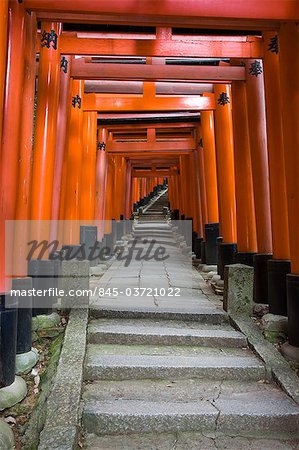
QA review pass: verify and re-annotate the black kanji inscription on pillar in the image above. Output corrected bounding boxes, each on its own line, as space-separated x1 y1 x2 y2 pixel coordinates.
98 142 106 151
60 56 68 73
249 60 263 76
217 92 230 106
72 95 82 108
41 29 58 50
268 35 278 54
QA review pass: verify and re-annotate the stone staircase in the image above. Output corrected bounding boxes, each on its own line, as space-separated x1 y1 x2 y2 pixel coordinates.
81 193 299 449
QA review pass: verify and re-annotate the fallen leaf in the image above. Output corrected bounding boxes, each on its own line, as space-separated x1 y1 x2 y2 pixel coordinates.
34 375 40 387
31 368 38 377
4 416 16 425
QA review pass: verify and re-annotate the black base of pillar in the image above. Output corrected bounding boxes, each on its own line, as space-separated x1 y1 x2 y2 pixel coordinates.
216 237 223 275
205 222 219 265
268 259 291 316
172 209 180 220
253 253 272 304
286 274 299 347
0 293 18 387
12 278 33 355
217 242 238 279
201 241 206 264
235 252 256 267
28 260 55 316
80 225 98 267
194 237 203 259
195 237 203 259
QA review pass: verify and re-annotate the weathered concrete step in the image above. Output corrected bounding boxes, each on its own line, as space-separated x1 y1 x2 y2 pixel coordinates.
83 431 299 449
89 306 228 324
88 319 247 347
132 231 173 237
82 392 299 437
82 379 299 438
84 347 265 381
83 400 217 436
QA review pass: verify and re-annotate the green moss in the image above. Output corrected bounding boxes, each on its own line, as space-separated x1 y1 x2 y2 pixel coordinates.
263 330 287 344
21 333 65 450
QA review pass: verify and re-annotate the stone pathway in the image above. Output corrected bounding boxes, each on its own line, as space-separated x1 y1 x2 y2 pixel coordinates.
81 193 299 449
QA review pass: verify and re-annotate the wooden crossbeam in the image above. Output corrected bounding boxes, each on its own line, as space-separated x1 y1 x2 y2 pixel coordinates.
84 93 215 112
132 170 178 177
72 60 245 81
59 35 263 58
106 139 195 153
25 0 299 21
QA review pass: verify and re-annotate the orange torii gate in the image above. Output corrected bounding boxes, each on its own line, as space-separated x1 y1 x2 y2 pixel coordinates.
0 2 298 357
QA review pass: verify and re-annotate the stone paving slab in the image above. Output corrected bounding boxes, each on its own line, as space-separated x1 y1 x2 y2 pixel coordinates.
83 400 218 435
84 352 265 381
82 378 299 406
82 393 299 436
84 431 299 450
86 343 252 357
88 320 247 347
89 305 228 324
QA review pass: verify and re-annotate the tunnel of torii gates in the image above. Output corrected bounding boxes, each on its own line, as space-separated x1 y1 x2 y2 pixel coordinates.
0 0 298 358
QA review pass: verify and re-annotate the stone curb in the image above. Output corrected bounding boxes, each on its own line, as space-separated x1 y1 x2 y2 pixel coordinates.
197 269 299 405
38 307 89 450
0 419 15 449
231 315 299 405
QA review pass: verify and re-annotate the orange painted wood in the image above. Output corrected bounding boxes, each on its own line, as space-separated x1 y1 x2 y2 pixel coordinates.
105 155 116 221
13 12 37 277
245 59 272 254
71 60 246 81
179 156 190 218
0 0 25 220
24 0 299 20
0 1 26 289
84 93 215 112
63 79 84 244
80 111 97 221
106 139 195 153
132 170 176 177
30 21 61 222
191 151 203 237
231 81 257 253
197 136 208 230
168 176 174 209
263 31 290 261
113 155 127 219
15 12 37 220
131 176 139 207
51 55 72 226
201 111 219 224
214 84 237 243
107 122 197 131
0 0 8 147
279 23 299 274
59 35 263 58
125 160 132 218
174 175 181 213
141 178 147 197
95 127 108 223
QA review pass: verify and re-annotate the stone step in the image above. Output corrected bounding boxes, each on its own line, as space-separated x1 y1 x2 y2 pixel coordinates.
84 344 265 381
82 379 299 437
88 319 247 347
90 305 228 324
83 432 299 449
